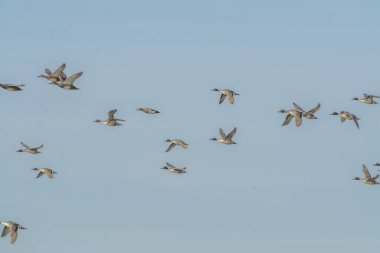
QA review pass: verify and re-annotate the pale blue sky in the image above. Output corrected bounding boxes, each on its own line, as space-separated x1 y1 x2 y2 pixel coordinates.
1 0 379 252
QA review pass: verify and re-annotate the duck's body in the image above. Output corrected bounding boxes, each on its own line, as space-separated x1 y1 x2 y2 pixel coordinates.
165 139 188 152
38 63 66 84
210 127 237 145
32 168 57 179
352 94 380 104
0 84 25 91
161 163 186 174
94 109 125 126
292 102 320 119
330 111 360 129
353 165 379 185
278 106 303 127
17 142 43 154
1 221 26 244
55 72 83 90
136 107 160 114
212 88 239 104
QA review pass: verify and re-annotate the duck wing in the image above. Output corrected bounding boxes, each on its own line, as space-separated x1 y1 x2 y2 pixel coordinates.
226 127 237 139
295 116 302 127
219 128 226 138
292 102 304 112
45 68 52 75
165 143 176 153
9 229 17 244
282 114 293 126
166 163 175 168
1 226 10 237
372 174 379 180
219 94 226 104
362 165 372 179
52 63 66 77
36 171 44 178
63 72 83 85
308 103 321 114
35 144 43 150
227 92 235 104
108 109 117 120
353 116 360 129
20 142 29 148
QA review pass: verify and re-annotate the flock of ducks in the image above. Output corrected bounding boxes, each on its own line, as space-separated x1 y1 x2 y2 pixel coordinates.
1 62 379 244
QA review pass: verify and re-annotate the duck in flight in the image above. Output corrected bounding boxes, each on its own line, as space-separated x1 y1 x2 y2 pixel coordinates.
352 94 380 104
161 163 187 174
136 108 160 114
94 109 125 126
38 63 66 84
278 105 303 127
32 168 58 179
0 84 25 91
212 88 240 104
0 221 26 244
55 71 83 90
210 127 237 145
292 102 320 119
353 165 379 185
330 111 360 129
165 139 188 152
17 142 43 154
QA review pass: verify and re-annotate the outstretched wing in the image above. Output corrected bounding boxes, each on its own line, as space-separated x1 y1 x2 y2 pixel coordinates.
295 116 302 127
36 171 44 178
20 142 29 148
165 143 176 153
282 114 293 126
308 103 321 114
292 102 304 112
372 174 379 180
353 117 359 129
10 230 17 244
36 144 43 149
227 93 235 104
362 165 371 179
166 163 175 168
219 94 226 104
108 109 117 120
1 226 10 237
52 63 66 77
63 72 83 85
45 68 52 75
226 127 237 139
219 128 226 138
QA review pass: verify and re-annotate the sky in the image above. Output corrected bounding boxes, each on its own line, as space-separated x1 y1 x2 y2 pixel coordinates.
0 0 379 252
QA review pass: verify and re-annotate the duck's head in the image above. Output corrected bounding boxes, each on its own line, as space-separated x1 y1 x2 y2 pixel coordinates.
160 167 168 170
352 97 359 101
165 139 171 142
232 141 237 144
136 108 143 111
373 163 380 166
94 119 102 123
31 168 39 171
352 177 360 181
211 88 219 91
278 109 287 113
37 74 46 78
16 149 23 152
330 112 339 116
210 138 218 141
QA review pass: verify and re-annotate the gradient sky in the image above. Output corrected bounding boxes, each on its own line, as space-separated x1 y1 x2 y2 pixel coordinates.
1 0 380 252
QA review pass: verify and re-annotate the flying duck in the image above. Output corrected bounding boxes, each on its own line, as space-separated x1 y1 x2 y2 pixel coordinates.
210 127 237 145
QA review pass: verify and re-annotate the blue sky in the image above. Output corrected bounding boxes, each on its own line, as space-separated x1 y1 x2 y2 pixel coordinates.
1 0 379 252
